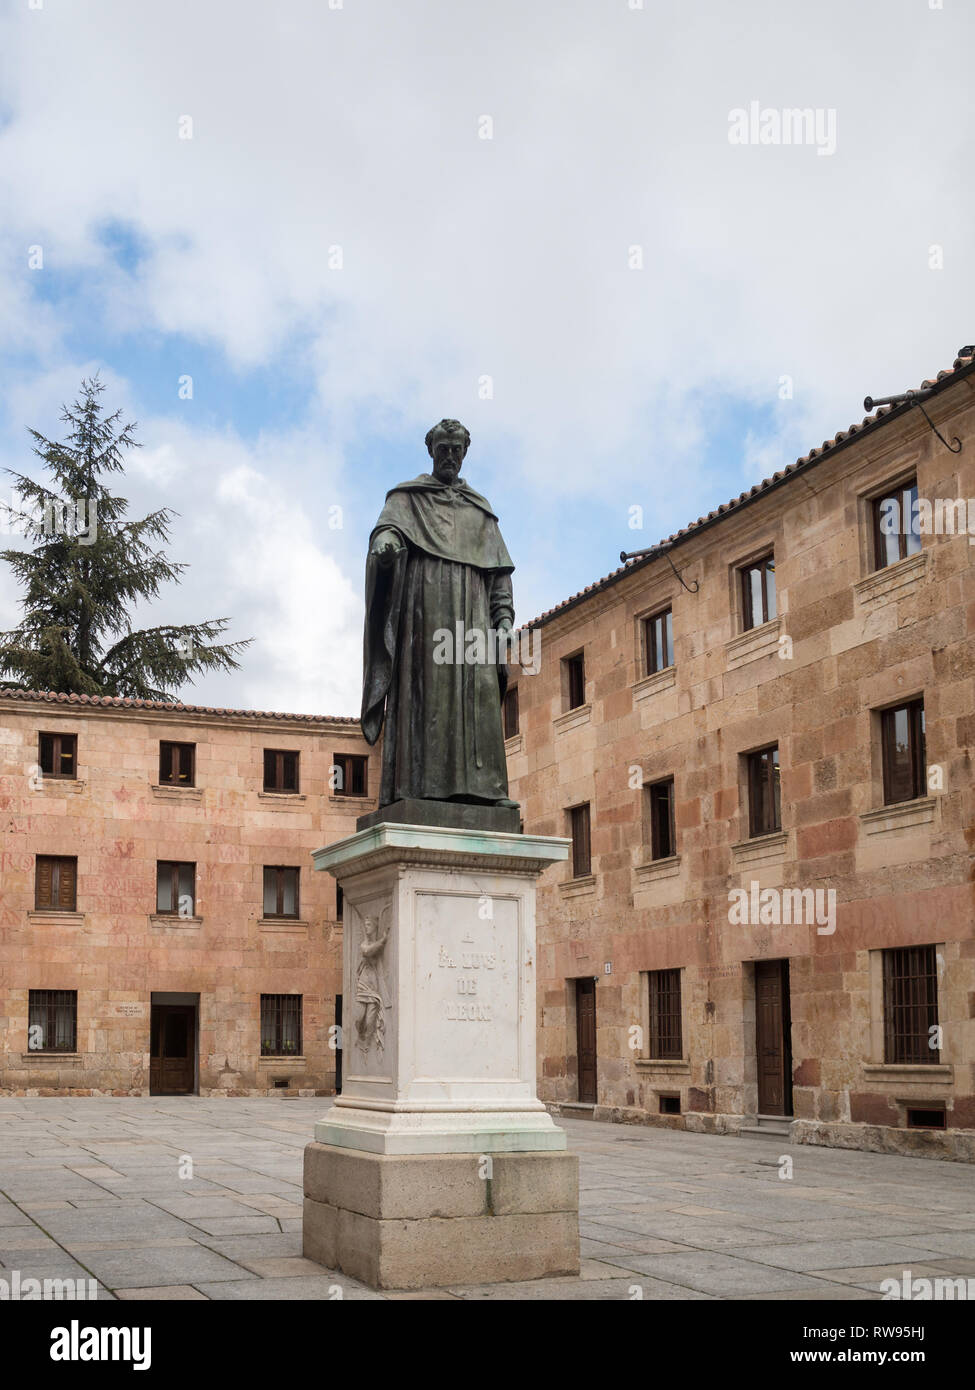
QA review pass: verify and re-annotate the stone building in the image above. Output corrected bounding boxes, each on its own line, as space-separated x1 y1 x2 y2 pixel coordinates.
505 347 975 1161
0 692 372 1095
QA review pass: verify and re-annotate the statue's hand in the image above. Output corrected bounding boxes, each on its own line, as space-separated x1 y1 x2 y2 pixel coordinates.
495 617 513 635
372 530 404 568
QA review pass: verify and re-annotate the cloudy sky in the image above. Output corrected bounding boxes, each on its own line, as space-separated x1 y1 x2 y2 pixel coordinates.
1 0 972 716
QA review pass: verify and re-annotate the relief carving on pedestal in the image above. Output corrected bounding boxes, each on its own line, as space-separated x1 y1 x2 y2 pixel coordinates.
355 906 392 1057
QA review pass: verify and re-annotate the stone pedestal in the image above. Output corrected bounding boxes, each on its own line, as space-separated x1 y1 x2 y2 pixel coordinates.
302 821 579 1288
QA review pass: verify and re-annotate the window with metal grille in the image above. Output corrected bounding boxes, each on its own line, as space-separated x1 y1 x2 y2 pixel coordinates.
748 745 781 837
35 856 77 911
156 861 196 916
159 741 195 786
883 945 939 1064
261 994 302 1056
563 652 586 710
647 778 676 860
649 970 682 1059
38 732 77 779
503 685 520 739
263 749 299 793
873 478 921 570
332 753 367 797
263 866 299 918
881 700 926 805
28 989 77 1052
740 554 776 630
569 803 591 877
643 608 674 675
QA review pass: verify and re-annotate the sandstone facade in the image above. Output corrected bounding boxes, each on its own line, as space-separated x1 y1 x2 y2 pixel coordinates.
507 355 975 1161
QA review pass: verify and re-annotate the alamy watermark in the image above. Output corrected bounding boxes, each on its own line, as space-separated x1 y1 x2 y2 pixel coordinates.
728 881 836 935
728 101 836 157
880 495 975 544
0 490 97 545
432 623 541 675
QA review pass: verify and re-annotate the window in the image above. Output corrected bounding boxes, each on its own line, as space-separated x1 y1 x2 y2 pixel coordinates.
647 778 676 860
263 866 299 919
28 989 77 1053
563 652 586 711
883 945 938 1064
159 741 195 786
503 685 520 739
264 749 299 793
156 861 196 916
336 884 344 921
261 994 302 1056
882 700 925 805
332 753 367 797
649 969 682 1059
35 856 77 911
740 554 776 630
748 745 781 837
643 608 674 675
569 803 591 878
38 733 76 779
873 478 921 571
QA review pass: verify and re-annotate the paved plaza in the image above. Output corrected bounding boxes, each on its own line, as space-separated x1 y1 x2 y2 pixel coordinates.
0 1098 973 1300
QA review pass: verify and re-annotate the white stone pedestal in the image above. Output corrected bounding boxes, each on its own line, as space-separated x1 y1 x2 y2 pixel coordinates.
302 822 579 1288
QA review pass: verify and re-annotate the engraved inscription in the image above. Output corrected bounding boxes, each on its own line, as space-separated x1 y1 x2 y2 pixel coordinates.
438 941 496 1021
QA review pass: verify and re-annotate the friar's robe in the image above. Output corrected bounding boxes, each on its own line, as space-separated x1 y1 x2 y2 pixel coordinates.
361 473 514 806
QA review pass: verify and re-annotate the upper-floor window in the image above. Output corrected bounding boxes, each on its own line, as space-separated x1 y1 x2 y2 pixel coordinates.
263 866 299 919
38 732 76 779
261 994 302 1056
159 741 195 787
648 969 682 1060
881 699 925 805
568 802 591 877
883 945 938 1064
332 753 367 797
503 685 520 739
35 856 77 911
156 861 196 917
562 652 586 711
643 608 674 675
646 777 676 860
336 884 344 921
28 989 77 1053
740 555 776 631
264 749 299 794
873 478 921 571
748 745 781 837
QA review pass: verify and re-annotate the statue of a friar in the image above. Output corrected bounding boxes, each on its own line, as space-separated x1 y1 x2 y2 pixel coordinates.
360 418 518 819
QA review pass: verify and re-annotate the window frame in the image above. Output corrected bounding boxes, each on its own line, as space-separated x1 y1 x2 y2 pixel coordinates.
34 855 78 912
740 554 777 631
562 652 586 711
159 740 196 787
332 752 368 798
38 732 77 780
747 744 781 838
872 477 921 571
881 699 926 806
260 993 303 1057
882 945 939 1065
648 969 682 1060
647 777 676 860
263 748 300 794
643 607 674 676
263 865 300 919
155 860 196 917
568 802 592 878
503 684 520 739
28 989 77 1053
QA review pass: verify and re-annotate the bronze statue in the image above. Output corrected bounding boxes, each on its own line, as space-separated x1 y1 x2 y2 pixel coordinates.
360 419 518 825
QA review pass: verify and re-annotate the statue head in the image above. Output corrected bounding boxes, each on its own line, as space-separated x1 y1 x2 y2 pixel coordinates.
425 418 470 485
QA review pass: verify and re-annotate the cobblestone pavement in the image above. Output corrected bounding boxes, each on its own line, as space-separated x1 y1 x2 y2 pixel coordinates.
1 1098 973 1301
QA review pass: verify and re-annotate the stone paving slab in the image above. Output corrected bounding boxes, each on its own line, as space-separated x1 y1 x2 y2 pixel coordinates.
0 1098 972 1300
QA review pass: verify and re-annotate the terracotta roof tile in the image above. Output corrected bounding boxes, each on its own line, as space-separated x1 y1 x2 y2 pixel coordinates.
0 688 359 725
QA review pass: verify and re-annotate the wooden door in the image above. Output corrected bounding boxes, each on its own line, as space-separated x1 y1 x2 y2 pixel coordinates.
149 1005 196 1095
576 978 597 1104
755 960 792 1116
